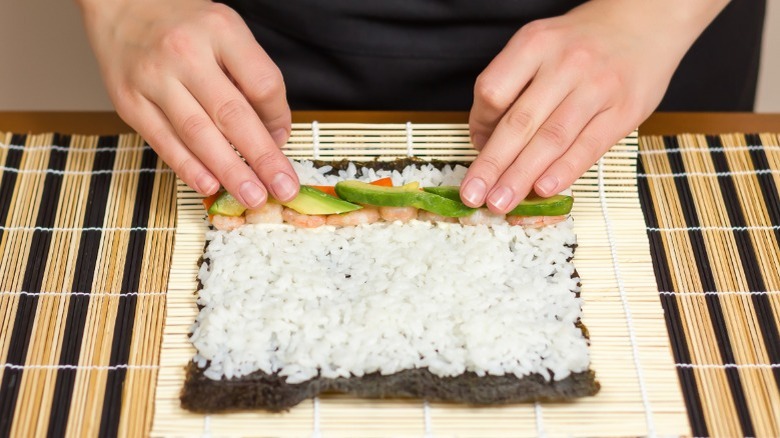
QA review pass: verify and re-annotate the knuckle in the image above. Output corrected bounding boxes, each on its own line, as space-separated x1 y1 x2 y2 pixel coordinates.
247 147 284 172
592 68 622 93
557 156 580 176
537 120 569 148
563 45 595 68
203 3 238 27
174 155 197 176
518 20 548 40
179 113 212 141
474 74 510 111
160 26 194 57
133 58 162 82
246 70 285 103
505 108 535 134
218 158 249 182
143 126 169 149
506 162 534 183
475 153 504 179
578 131 605 152
214 98 251 128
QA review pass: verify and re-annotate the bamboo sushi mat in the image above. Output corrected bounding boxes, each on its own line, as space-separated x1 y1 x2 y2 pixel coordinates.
0 125 777 437
637 133 780 438
154 124 686 438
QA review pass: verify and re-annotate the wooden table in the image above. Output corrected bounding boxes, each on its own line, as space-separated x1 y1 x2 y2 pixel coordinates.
1 111 779 136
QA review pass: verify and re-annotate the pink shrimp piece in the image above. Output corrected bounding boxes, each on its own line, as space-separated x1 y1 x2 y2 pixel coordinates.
326 207 380 226
211 214 246 231
282 208 326 228
417 210 458 224
458 208 506 226
245 201 284 224
506 215 567 228
379 206 418 223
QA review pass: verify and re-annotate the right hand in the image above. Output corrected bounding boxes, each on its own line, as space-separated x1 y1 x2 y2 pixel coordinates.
77 0 299 207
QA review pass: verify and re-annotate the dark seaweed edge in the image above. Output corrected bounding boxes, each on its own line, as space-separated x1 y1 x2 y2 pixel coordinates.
181 364 599 413
184 159 598 412
309 157 472 176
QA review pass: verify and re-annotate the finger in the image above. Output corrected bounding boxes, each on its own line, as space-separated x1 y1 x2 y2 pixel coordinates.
120 96 219 196
153 80 269 209
217 26 292 147
469 29 543 150
484 87 607 213
460 66 578 208
535 109 627 196
183 61 299 202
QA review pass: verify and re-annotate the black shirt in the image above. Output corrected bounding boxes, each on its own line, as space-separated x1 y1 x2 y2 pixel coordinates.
221 0 765 111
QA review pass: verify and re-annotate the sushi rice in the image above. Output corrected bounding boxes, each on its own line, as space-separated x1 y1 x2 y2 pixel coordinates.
190 161 589 384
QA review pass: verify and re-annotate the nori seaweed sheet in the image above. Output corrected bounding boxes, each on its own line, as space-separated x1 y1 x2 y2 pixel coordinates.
181 364 599 413
182 159 599 413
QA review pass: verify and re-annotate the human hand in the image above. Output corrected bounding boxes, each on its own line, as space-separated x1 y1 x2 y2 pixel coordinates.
462 0 728 213
76 0 298 207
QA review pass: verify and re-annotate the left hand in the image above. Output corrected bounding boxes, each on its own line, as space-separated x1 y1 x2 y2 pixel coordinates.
462 0 729 213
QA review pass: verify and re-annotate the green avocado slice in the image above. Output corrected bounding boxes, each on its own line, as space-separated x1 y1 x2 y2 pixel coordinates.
207 185 362 216
281 185 362 215
423 186 574 216
208 191 246 217
335 181 476 218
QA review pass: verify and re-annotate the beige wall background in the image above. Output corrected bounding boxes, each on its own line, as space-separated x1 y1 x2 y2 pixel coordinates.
1 1 778 112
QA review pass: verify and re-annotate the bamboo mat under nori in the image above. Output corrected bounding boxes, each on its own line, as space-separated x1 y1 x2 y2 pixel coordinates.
0 132 176 437
638 133 780 437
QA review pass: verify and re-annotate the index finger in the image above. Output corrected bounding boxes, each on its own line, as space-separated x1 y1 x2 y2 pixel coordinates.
469 25 543 149
218 25 292 147
183 62 299 202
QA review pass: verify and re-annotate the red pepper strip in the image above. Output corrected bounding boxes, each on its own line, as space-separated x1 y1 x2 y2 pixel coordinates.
202 191 222 211
310 185 339 197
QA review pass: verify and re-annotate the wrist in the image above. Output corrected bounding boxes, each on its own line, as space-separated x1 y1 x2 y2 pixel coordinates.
572 0 730 57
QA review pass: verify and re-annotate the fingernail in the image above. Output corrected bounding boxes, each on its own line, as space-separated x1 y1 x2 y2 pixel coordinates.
472 134 487 150
461 178 487 206
271 128 289 147
196 173 219 195
271 173 298 202
239 180 266 208
536 176 558 195
488 186 514 211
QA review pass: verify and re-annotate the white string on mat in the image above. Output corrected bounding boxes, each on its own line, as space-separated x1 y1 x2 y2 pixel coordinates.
659 290 780 297
202 415 211 438
311 120 320 159
0 143 152 152
0 226 176 232
598 157 656 437
534 402 547 438
311 397 322 438
0 291 166 297
1 363 159 370
638 145 774 155
637 169 780 178
676 363 780 369
647 225 780 232
422 400 432 438
406 121 414 157
0 167 170 176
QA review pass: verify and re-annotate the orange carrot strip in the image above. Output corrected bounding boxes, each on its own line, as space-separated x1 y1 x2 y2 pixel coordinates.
370 177 393 187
